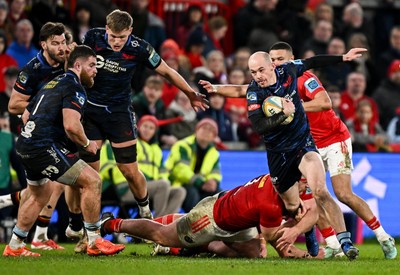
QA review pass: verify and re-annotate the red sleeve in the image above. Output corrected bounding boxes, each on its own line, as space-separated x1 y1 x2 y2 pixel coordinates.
297 72 325 101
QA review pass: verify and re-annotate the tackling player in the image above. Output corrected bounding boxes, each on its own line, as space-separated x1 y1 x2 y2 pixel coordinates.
101 174 319 258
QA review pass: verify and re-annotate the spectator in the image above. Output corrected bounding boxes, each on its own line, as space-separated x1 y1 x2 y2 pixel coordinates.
233 0 279 49
100 116 186 217
377 26 400 81
70 2 93 44
131 0 166 52
312 2 341 37
301 20 333 55
87 0 118 27
0 30 18 92
227 47 252 83
0 67 20 135
346 99 390 152
175 3 205 50
373 60 400 130
132 75 177 147
6 19 39 68
159 39 191 108
316 37 353 90
164 118 222 212
7 0 27 28
194 50 227 97
0 111 26 195
165 90 198 140
340 72 379 124
203 16 228 57
347 32 379 93
29 0 70 47
339 2 375 57
184 26 207 70
197 92 235 143
224 67 247 121
387 107 400 145
0 0 13 45
246 13 279 54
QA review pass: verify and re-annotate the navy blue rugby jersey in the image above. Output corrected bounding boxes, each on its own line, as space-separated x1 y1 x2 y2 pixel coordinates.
83 28 162 106
17 71 86 152
14 50 65 100
247 60 311 152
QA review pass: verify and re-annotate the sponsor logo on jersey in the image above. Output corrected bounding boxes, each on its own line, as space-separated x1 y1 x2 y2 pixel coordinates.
304 78 320 93
96 55 127 73
18 71 29 84
246 92 257 102
248 103 260 111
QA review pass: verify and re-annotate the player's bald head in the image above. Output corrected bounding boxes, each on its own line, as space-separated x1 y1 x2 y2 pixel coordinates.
249 51 272 66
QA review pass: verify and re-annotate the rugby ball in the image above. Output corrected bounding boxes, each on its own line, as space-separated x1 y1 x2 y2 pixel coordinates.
262 96 294 125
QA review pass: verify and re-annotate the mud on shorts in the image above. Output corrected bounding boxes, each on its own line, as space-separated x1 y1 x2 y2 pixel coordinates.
17 143 88 186
176 195 258 247
267 135 319 193
318 137 353 177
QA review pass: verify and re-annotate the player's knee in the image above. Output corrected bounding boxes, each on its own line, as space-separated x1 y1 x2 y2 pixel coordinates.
334 189 353 204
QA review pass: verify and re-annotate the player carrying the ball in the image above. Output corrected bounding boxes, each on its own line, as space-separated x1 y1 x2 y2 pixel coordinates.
199 48 366 260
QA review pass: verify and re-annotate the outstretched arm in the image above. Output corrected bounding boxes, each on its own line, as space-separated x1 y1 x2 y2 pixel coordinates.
156 60 209 111
198 80 248 98
275 198 319 251
303 48 367 70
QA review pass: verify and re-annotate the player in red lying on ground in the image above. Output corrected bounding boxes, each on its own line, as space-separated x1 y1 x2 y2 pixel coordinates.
101 173 321 258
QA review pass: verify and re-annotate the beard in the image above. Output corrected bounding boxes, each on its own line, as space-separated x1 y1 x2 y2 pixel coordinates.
80 69 95 88
47 49 65 64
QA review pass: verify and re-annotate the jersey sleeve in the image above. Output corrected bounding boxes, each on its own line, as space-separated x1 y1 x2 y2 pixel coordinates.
246 82 263 116
62 86 86 115
13 67 36 96
297 72 325 101
141 40 162 69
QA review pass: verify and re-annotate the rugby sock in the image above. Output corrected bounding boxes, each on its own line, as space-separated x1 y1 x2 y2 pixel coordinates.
367 216 388 242
337 231 353 247
84 221 101 245
33 215 51 242
104 218 123 233
136 193 152 218
10 226 29 249
69 212 84 231
320 227 340 249
0 194 13 209
154 214 182 225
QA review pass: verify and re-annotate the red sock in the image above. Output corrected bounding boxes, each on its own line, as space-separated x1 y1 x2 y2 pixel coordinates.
154 214 183 225
106 218 123 233
320 227 336 239
366 216 381 230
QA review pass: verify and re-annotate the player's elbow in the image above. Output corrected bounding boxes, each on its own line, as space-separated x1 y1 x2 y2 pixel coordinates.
320 100 332 110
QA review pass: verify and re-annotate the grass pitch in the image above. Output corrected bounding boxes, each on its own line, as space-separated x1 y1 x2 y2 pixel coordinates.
0 239 399 275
